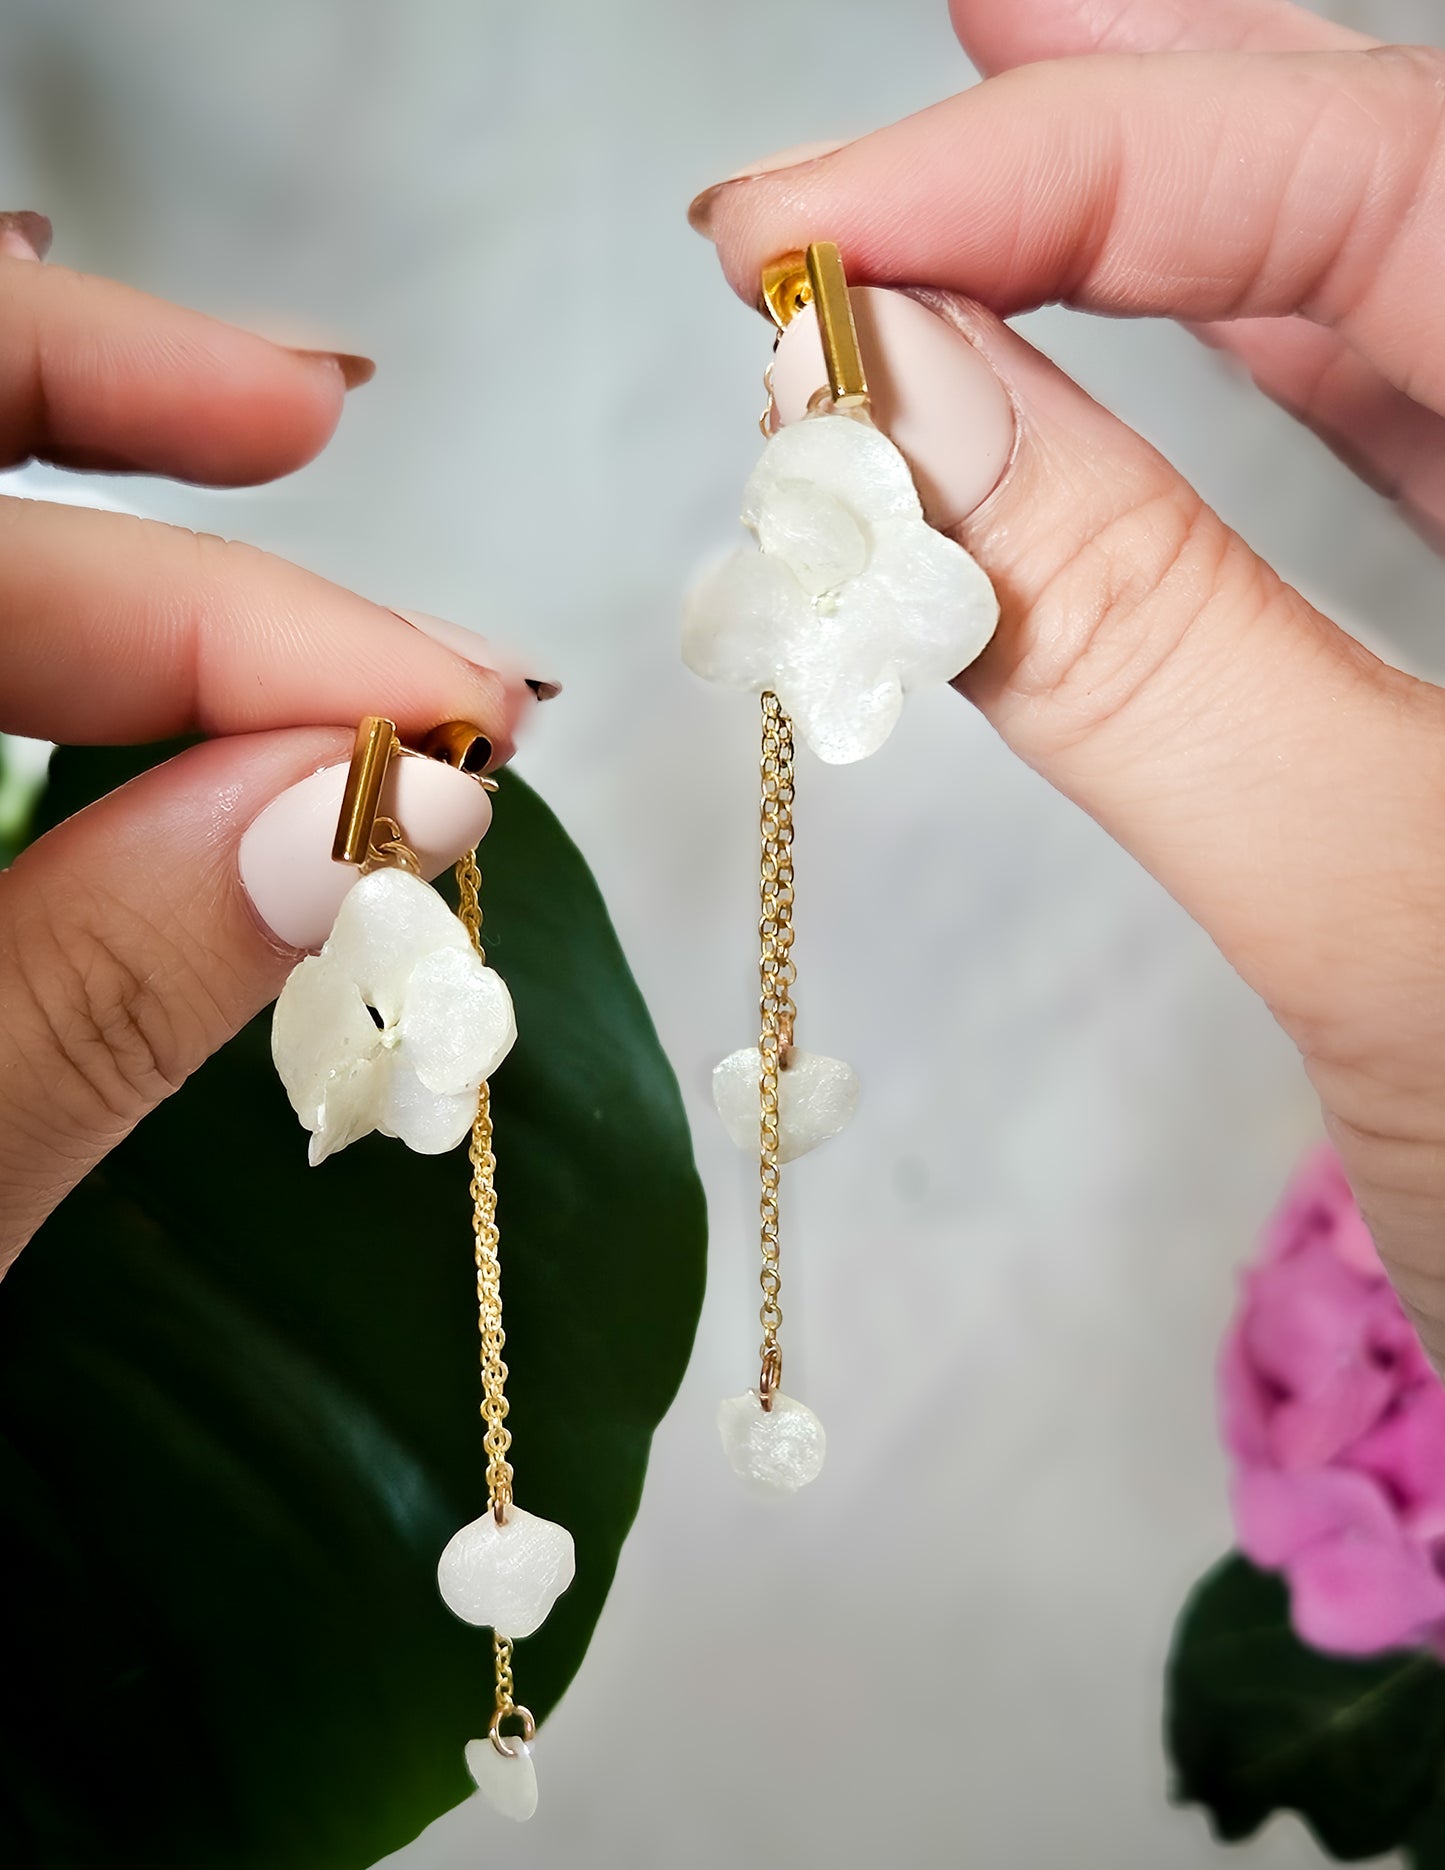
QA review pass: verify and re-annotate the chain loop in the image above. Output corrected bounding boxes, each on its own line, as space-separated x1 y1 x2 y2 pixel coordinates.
757 692 797 1410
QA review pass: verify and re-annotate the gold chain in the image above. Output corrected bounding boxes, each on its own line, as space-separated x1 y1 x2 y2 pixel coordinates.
757 692 797 1410
454 848 518 1738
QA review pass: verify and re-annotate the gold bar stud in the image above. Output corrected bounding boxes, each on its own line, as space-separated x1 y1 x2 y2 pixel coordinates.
332 715 399 866
804 240 868 408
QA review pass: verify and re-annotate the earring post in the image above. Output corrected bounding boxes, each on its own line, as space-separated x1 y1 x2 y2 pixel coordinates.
333 716 398 866
804 241 868 408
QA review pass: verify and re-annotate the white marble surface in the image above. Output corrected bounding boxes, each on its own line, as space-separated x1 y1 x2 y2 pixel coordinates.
2 3 1440 1865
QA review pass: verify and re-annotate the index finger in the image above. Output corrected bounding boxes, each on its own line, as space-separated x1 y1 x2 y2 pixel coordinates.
695 46 1445 416
0 248 370 485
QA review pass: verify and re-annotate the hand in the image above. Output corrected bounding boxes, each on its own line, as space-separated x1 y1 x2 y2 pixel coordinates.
691 4 1445 1363
0 214 539 1269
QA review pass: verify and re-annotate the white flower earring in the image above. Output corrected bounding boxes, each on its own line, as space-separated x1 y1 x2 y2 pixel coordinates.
272 716 573 1822
684 245 998 1494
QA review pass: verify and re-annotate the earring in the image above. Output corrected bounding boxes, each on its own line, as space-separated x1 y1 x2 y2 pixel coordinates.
270 716 574 1823
684 244 999 1495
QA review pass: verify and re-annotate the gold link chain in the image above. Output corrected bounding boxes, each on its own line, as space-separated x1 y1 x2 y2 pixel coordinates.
757 692 797 1410
455 848 520 1738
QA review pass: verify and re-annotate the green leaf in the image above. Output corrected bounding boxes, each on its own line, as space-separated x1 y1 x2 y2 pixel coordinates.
1407 1796 1445 1867
0 742 707 1869
1166 1554 1445 1860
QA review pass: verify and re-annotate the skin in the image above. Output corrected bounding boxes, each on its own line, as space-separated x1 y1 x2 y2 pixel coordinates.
0 223 533 1268
694 0 1445 1369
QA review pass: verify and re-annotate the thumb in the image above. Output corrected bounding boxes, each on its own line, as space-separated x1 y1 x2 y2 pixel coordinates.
0 730 493 1268
768 286 1445 1354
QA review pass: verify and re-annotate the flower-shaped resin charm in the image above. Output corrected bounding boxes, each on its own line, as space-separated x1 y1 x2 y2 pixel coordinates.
712 1046 859 1164
437 1505 576 1639
718 1390 827 1497
272 867 516 1166
683 410 998 763
466 1736 538 1824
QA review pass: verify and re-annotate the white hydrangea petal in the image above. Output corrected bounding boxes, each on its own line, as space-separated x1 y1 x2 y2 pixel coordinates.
308 1054 390 1166
465 1737 538 1823
682 546 810 691
376 1067 477 1155
743 410 919 530
272 955 380 1114
712 1046 860 1163
851 516 999 685
323 868 472 1024
754 480 867 598
785 657 903 764
437 1505 577 1639
718 1390 826 1497
398 947 517 1095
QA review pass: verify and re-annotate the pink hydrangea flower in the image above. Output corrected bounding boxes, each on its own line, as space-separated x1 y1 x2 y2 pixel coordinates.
1220 1143 1445 1656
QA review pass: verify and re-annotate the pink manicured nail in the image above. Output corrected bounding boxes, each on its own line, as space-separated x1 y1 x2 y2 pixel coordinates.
688 139 849 233
396 609 563 701
0 211 53 261
291 349 377 390
238 756 494 950
770 287 1016 531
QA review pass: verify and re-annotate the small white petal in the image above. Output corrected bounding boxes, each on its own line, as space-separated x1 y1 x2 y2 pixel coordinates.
712 1047 859 1163
852 516 998 685
438 1505 576 1639
718 1390 826 1497
272 955 388 1161
466 1737 538 1823
754 479 867 598
307 1054 391 1165
398 946 517 1096
743 411 919 531
783 653 904 766
682 547 810 690
323 868 472 1024
377 1067 478 1155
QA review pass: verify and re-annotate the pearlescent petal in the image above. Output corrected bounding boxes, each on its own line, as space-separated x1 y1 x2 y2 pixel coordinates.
717 1390 826 1497
848 517 998 685
323 868 472 1024
754 480 867 598
465 1737 538 1823
308 1054 389 1166
682 547 810 691
377 1067 477 1155
398 947 518 1095
272 954 380 1114
743 410 919 530
712 1046 859 1163
437 1505 577 1638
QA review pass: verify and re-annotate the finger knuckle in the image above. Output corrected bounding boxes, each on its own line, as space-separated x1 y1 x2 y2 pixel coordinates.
12 898 188 1136
1002 486 1268 754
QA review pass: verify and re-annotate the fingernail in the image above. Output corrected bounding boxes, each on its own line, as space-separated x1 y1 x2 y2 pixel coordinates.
688 139 849 234
238 756 493 950
0 211 53 262
395 609 563 701
293 349 377 390
771 287 1016 531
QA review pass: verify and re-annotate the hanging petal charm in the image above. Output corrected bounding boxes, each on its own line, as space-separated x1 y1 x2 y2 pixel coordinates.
465 1732 538 1824
683 409 999 763
272 867 517 1164
712 1045 859 1164
437 1505 576 1640
718 1389 827 1498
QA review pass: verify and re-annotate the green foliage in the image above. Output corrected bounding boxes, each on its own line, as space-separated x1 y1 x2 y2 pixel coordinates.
1167 1556 1445 1862
0 742 707 1869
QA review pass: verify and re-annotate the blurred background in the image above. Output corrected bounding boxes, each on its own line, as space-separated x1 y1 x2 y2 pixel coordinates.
3 0 1442 1863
